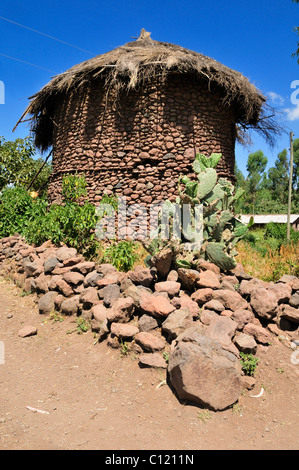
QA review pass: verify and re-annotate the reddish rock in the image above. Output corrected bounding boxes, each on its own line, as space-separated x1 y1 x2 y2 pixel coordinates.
231 309 254 330
18 325 37 338
96 272 121 288
154 281 181 297
191 288 213 305
32 273 49 294
135 331 166 352
234 333 257 354
197 259 221 275
197 270 221 289
243 323 272 345
168 326 242 411
79 287 100 308
63 271 85 286
62 256 84 267
55 278 74 297
139 293 176 318
212 289 248 312
250 287 278 320
71 261 96 275
177 268 200 290
199 309 219 325
280 304 299 324
139 353 167 369
268 283 292 304
56 246 77 262
239 278 264 296
91 303 108 323
173 294 201 318
96 264 117 277
206 316 239 356
128 266 155 287
221 309 233 317
203 299 225 313
110 322 139 339
167 270 179 282
106 297 135 323
162 308 193 341
149 248 173 279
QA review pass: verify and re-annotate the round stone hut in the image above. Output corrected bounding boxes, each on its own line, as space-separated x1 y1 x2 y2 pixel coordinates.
16 30 272 206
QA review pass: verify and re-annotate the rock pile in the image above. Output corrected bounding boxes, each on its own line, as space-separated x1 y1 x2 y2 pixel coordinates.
0 235 298 411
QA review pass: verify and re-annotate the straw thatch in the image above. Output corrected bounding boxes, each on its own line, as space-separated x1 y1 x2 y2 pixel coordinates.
14 30 281 152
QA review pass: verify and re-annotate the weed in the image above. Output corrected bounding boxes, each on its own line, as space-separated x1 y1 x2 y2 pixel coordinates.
19 290 32 297
102 240 139 272
66 317 90 335
76 317 90 334
232 403 244 415
120 340 130 357
240 352 259 377
47 311 64 324
197 410 212 423
163 351 169 363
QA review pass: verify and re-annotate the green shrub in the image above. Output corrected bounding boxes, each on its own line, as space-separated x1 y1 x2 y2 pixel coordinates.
0 176 100 258
62 173 87 203
24 201 100 257
240 352 259 376
0 187 48 237
265 222 299 244
102 240 139 271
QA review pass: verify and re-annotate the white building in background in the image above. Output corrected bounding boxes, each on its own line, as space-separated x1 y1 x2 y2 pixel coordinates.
239 214 299 231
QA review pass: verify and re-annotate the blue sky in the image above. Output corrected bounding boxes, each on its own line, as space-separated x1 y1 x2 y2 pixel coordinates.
0 0 299 176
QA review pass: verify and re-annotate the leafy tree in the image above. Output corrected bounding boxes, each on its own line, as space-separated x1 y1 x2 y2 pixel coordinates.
246 150 268 214
0 136 52 193
267 149 289 204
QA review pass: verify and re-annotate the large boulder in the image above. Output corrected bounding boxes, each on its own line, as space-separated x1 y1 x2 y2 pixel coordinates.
128 266 156 287
212 289 248 312
162 308 193 342
139 292 176 318
38 291 57 315
168 326 242 411
280 304 299 324
250 287 278 320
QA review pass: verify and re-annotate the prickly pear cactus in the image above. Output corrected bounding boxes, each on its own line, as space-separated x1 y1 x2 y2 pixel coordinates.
142 153 252 273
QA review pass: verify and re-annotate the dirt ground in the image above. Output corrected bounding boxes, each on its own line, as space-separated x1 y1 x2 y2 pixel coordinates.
0 276 298 451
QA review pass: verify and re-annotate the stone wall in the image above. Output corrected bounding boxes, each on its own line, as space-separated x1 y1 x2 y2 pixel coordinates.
48 74 236 206
1 235 298 411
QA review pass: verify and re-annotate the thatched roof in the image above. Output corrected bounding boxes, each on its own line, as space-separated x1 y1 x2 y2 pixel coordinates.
14 29 281 152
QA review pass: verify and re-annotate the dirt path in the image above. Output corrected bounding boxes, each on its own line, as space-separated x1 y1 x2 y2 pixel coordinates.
0 277 298 450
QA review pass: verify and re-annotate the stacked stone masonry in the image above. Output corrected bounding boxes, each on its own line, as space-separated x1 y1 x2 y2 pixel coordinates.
48 74 236 206
1 235 298 411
